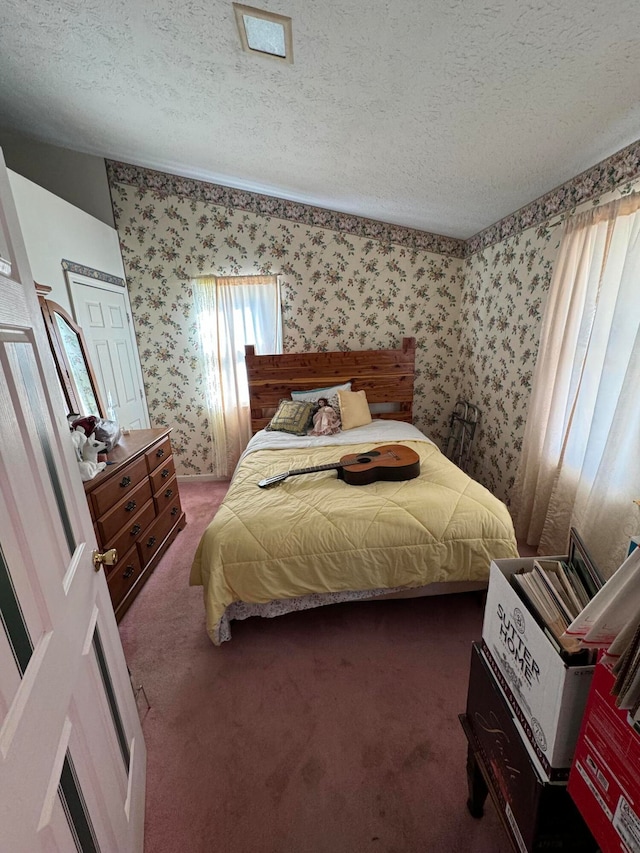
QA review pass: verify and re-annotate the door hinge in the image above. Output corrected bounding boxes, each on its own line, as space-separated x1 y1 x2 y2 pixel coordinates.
126 312 131 324
139 388 144 399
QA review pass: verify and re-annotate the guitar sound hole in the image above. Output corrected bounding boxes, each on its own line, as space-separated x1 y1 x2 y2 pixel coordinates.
355 452 379 464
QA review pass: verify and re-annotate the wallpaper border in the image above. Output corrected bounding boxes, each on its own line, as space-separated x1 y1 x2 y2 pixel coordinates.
466 137 640 254
107 136 640 261
105 160 467 259
61 258 125 287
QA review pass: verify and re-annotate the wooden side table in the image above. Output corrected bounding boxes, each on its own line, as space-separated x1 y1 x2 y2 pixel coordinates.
461 643 598 852
459 713 510 825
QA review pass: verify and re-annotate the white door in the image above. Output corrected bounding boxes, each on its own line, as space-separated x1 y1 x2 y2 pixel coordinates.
0 150 146 851
68 274 149 430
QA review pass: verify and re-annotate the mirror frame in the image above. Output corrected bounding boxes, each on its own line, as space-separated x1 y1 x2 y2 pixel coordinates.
36 283 106 419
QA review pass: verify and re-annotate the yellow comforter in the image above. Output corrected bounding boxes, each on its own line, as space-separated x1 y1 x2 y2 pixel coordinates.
190 433 519 644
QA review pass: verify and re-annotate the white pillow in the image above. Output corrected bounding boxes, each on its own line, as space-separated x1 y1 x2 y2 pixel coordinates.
291 382 352 414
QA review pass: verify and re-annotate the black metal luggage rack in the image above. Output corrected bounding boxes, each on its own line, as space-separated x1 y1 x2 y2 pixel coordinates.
445 399 480 473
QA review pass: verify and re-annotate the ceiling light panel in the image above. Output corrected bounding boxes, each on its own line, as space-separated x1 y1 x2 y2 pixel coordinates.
233 3 293 64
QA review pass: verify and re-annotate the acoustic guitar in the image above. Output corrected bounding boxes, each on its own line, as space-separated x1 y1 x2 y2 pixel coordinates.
258 444 420 488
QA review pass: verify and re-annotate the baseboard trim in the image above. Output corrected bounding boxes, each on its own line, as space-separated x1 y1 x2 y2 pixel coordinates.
177 474 230 483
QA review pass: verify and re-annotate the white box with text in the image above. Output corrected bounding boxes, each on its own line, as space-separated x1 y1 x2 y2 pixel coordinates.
482 557 595 780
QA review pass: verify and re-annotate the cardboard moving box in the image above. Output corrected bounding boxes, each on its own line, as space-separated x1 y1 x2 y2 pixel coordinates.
482 552 596 780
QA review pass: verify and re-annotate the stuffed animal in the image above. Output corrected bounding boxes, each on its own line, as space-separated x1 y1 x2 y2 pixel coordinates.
78 433 107 481
70 427 87 462
82 434 107 464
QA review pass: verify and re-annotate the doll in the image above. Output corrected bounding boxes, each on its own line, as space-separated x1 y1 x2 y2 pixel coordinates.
310 397 341 436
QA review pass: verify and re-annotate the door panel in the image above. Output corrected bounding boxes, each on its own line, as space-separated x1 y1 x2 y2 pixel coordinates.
0 536 32 725
6 338 78 563
116 339 139 406
0 148 145 851
68 277 149 431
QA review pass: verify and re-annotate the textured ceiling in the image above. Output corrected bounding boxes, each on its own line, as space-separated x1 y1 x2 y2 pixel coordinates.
2 0 640 238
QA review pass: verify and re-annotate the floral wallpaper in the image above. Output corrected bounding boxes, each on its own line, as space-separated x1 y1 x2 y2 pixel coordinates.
460 175 640 505
108 149 640 501
455 224 560 503
109 173 464 476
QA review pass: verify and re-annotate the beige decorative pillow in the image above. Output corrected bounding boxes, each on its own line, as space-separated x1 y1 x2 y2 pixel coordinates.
338 389 372 430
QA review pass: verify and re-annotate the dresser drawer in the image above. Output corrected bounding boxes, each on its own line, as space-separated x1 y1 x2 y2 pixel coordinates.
84 429 185 621
137 501 181 564
145 437 172 474
104 499 156 556
97 478 152 544
150 456 175 493
91 455 148 518
107 545 143 607
153 475 179 514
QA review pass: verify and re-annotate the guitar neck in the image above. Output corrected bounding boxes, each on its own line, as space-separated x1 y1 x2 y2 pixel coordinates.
288 461 345 477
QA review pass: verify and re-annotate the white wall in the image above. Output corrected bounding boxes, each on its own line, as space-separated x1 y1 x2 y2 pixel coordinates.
1 133 114 227
7 170 125 314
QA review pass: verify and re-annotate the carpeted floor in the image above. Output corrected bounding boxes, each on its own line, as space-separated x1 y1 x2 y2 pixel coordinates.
119 480 512 853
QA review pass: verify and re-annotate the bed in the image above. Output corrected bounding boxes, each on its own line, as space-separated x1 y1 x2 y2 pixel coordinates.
190 338 519 645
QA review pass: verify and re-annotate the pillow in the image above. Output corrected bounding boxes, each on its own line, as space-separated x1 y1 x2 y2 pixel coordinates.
291 382 352 415
338 389 372 430
265 399 314 435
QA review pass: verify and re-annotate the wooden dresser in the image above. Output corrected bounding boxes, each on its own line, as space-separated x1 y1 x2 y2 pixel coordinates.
85 428 186 620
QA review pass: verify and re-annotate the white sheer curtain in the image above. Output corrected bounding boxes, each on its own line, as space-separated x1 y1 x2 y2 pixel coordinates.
194 275 282 478
513 194 640 576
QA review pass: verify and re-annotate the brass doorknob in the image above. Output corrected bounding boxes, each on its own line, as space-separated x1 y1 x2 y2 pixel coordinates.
93 548 118 571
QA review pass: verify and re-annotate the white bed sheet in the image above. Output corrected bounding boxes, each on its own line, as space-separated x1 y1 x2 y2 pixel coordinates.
238 419 435 470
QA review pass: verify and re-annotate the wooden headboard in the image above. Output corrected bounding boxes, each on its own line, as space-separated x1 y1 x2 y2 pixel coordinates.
245 337 416 433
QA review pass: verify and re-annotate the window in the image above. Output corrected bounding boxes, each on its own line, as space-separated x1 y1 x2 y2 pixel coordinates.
514 194 640 575
194 275 282 477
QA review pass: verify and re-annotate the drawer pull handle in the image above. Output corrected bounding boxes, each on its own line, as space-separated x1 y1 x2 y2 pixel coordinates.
146 536 156 548
171 506 179 516
161 468 170 478
125 500 137 512
130 524 141 536
120 476 131 487
123 566 135 579
164 488 173 498
156 448 165 458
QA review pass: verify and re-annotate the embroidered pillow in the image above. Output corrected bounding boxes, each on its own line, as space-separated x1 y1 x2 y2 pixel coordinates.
338 389 372 430
265 400 314 435
291 382 352 415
